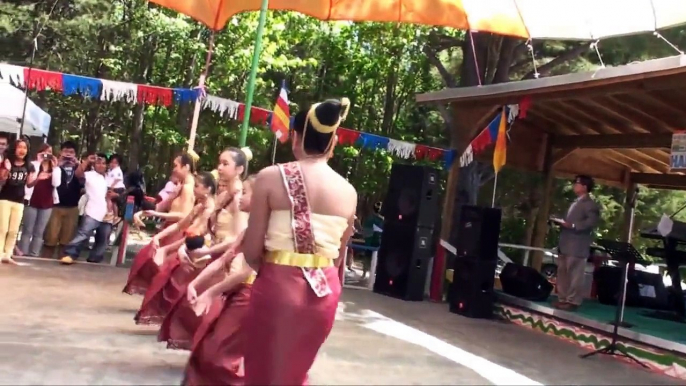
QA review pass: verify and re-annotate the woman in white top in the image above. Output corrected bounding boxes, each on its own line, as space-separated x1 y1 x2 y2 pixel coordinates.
18 144 61 256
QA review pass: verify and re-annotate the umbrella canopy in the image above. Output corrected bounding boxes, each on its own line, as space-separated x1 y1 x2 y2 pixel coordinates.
0 82 51 138
150 0 686 40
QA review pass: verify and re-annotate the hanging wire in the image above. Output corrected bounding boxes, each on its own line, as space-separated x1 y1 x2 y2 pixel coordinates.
526 39 540 79
590 40 606 69
653 31 684 55
468 31 483 86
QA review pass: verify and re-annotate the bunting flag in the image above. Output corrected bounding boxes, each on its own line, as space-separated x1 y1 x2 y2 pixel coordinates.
0 64 452 167
458 101 530 168
270 81 290 143
492 108 508 173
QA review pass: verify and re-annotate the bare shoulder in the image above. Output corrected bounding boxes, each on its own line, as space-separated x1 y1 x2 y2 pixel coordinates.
256 165 280 183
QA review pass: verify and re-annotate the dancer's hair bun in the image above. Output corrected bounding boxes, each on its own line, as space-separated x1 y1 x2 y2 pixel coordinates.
306 97 351 134
240 147 253 162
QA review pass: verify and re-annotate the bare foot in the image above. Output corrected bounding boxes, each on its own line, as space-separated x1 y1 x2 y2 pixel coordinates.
13 246 23 256
2 257 19 265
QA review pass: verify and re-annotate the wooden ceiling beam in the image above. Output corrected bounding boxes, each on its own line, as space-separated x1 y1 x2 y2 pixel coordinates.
547 100 670 170
551 133 672 149
597 96 672 133
616 93 686 129
552 148 576 166
561 99 636 133
632 173 686 189
537 103 666 173
646 90 686 118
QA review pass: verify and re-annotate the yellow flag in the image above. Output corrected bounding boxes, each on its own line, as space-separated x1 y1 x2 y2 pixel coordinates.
492 109 507 173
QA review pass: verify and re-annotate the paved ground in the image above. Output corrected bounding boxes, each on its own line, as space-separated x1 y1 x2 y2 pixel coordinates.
0 259 681 385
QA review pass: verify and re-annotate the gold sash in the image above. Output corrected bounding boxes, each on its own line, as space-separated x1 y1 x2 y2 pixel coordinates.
264 250 333 268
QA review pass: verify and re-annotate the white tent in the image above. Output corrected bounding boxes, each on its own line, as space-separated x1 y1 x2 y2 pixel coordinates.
0 82 50 138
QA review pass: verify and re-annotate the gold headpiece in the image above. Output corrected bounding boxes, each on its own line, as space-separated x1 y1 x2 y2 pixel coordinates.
240 147 253 162
187 149 200 162
306 97 351 134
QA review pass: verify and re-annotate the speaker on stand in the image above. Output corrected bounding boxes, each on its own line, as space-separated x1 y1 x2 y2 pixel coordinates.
373 164 439 301
448 205 502 319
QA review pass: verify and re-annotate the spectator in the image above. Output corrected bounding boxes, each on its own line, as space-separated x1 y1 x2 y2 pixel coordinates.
106 154 125 220
0 138 37 263
60 154 109 265
43 141 82 258
17 144 60 256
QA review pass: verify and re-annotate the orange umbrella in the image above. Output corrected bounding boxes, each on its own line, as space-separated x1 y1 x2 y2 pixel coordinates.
149 0 529 37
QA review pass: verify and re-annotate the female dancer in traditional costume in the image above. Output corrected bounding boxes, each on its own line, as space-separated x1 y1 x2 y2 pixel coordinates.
182 175 257 385
158 148 251 349
134 171 217 325
241 99 358 385
123 153 196 295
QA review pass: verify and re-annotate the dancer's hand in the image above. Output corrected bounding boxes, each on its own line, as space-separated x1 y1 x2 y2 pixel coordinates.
192 292 213 316
153 247 166 266
151 236 160 250
188 246 209 260
187 283 198 303
178 245 192 265
143 210 159 218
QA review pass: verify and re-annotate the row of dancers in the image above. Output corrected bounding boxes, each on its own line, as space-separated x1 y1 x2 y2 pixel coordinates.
120 98 358 385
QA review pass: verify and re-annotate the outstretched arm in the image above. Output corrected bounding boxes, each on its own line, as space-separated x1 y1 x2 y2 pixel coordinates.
204 253 253 298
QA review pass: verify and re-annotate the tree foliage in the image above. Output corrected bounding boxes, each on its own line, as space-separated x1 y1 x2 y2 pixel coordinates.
1 0 685 259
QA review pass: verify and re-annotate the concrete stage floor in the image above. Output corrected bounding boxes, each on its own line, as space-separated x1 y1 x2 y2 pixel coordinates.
0 259 681 385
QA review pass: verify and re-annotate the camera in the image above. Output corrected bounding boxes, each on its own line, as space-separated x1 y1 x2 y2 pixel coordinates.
41 153 53 160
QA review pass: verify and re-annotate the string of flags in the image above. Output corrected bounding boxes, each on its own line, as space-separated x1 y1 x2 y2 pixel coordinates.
459 97 531 169
0 63 456 168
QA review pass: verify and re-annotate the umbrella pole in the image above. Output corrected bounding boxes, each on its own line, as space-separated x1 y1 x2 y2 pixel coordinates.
19 39 37 138
188 30 216 151
238 0 270 147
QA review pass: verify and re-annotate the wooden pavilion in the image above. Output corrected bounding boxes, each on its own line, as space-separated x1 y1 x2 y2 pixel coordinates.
415 55 686 290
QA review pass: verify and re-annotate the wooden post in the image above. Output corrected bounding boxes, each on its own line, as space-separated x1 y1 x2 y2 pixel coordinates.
430 164 460 302
530 136 554 272
620 181 637 243
429 105 497 302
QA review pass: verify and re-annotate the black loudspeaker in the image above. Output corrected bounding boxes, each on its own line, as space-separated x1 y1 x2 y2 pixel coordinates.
373 223 433 301
450 205 501 261
382 164 439 228
594 266 669 310
449 257 496 318
499 263 553 302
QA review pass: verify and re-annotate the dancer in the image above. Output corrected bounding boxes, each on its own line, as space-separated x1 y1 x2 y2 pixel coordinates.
123 153 196 295
158 148 251 349
182 175 256 385
134 171 217 325
241 99 357 385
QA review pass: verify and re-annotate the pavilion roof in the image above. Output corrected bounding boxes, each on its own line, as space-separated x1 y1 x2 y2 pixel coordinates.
416 56 686 189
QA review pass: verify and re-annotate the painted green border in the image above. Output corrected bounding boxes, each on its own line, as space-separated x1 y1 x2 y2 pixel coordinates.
495 303 686 378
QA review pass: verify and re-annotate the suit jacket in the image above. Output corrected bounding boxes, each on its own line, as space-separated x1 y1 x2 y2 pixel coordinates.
558 195 601 259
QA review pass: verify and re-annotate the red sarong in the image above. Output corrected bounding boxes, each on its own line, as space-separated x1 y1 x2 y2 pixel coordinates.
122 224 182 295
134 256 202 326
158 253 225 350
243 264 341 385
183 285 251 386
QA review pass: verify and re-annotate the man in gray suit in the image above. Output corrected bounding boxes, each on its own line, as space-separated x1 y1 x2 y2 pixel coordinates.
554 175 601 311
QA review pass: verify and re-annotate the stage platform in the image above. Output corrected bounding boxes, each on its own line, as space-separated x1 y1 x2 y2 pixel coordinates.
496 291 686 380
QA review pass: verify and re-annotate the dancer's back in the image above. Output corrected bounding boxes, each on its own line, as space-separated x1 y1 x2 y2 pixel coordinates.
242 98 357 386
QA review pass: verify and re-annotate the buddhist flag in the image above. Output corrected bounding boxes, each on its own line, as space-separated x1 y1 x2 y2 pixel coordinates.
271 81 290 143
492 108 507 173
